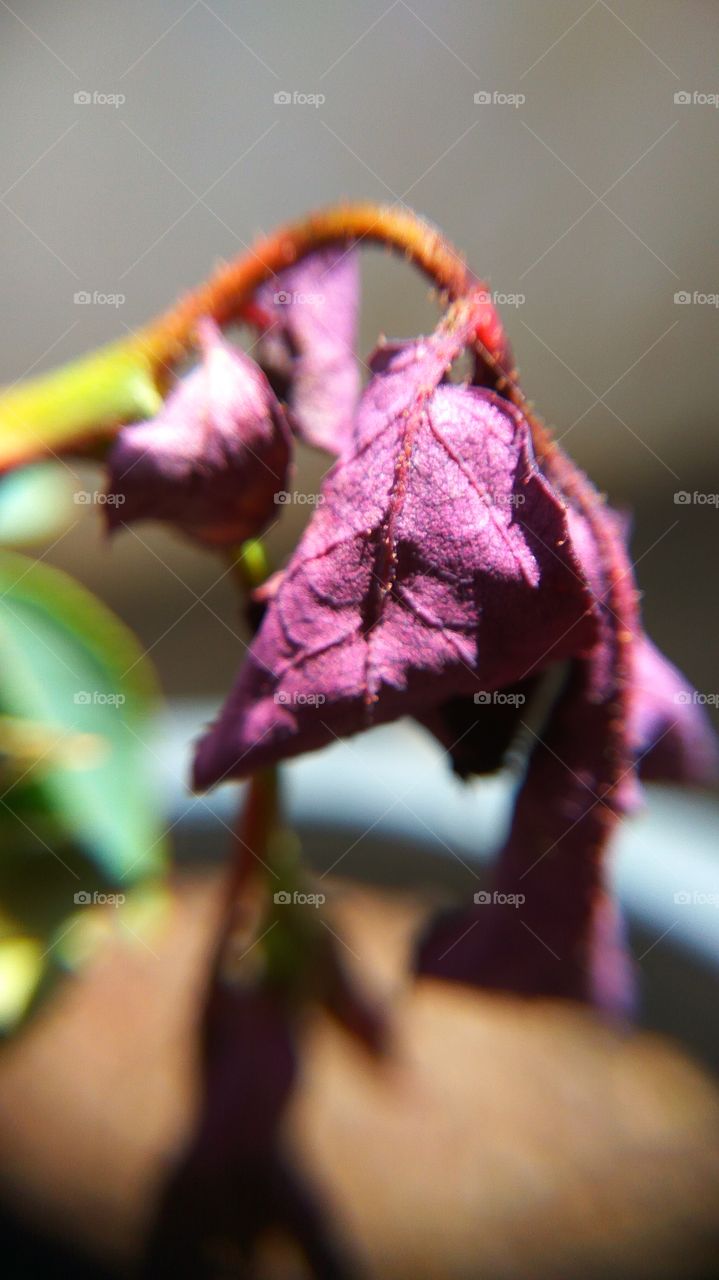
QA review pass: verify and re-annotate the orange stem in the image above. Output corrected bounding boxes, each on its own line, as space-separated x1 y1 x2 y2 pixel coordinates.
139 203 474 367
0 203 524 472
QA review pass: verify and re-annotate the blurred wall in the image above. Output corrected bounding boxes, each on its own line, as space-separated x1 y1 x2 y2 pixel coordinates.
1 0 717 708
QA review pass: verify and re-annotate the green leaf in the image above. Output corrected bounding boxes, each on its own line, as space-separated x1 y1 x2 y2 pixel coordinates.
0 551 169 1032
0 551 167 888
0 463 76 546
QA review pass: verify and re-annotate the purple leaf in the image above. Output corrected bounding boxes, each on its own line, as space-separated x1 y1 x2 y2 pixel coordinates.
415 449 638 1010
106 320 291 547
414 631 717 793
416 482 716 1012
256 247 360 455
194 328 596 789
629 633 718 788
564 501 717 807
417 651 637 1016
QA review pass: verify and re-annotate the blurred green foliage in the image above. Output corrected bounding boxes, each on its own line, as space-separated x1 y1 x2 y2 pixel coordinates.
0 468 167 1032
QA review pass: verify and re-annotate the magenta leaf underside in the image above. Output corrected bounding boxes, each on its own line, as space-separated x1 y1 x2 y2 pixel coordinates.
95 243 715 1019
193 329 597 789
417 481 715 1010
256 246 360 456
106 320 291 547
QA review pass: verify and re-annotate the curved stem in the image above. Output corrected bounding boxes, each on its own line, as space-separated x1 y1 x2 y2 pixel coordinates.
138 203 475 366
0 202 515 471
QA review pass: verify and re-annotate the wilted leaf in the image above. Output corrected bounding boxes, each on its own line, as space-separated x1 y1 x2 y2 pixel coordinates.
256 247 360 455
106 321 291 548
194 329 596 788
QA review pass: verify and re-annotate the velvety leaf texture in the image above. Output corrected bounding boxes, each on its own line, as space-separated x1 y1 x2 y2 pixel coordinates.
564 501 716 808
629 634 717 787
256 247 360 455
417 651 637 1014
193 330 597 789
415 455 638 1010
106 320 291 548
416 577 716 793
417 475 715 1013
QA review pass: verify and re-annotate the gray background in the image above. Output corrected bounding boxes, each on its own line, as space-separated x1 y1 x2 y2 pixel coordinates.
1 0 717 711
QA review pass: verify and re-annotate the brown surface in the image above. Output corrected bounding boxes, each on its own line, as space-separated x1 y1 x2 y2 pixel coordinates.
0 875 718 1278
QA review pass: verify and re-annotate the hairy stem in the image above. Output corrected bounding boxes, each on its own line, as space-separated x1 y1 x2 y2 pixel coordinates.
0 202 514 471
140 202 476 364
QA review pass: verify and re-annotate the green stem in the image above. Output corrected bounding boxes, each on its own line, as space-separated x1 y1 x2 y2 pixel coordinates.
0 339 162 472
228 537 271 597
